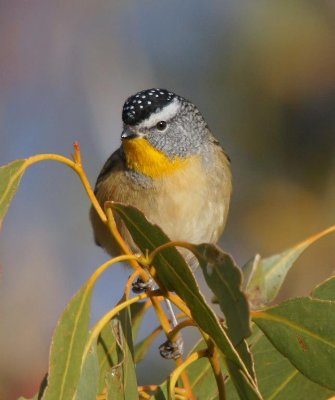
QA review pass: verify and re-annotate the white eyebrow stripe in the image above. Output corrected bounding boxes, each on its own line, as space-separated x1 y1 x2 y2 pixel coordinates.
139 98 180 128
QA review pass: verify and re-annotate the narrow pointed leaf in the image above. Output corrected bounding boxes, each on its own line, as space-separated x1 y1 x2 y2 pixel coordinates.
97 297 138 399
118 296 135 358
245 226 335 308
192 244 254 379
97 321 119 394
0 159 27 228
74 345 99 400
193 244 251 343
253 298 335 390
106 319 139 400
111 204 262 398
97 305 138 399
42 283 93 400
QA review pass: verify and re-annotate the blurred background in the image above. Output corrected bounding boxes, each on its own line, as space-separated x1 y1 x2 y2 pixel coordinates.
0 0 334 398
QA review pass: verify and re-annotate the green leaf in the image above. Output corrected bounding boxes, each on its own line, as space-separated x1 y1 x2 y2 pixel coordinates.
0 159 27 228
186 340 229 400
96 307 138 399
193 244 251 344
111 204 262 399
253 297 335 391
118 296 136 359
180 325 335 400
193 244 254 380
74 345 99 400
312 276 335 301
105 319 139 400
97 321 119 394
42 282 94 399
249 326 334 400
245 226 335 308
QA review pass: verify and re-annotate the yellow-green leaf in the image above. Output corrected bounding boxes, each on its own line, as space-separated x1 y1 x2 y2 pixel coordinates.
74 344 99 400
245 226 335 308
43 283 93 400
0 159 27 228
106 319 139 400
253 298 335 390
194 244 251 344
249 326 334 400
312 276 335 301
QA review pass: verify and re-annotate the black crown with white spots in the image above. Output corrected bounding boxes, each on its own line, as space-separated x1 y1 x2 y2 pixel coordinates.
122 88 176 126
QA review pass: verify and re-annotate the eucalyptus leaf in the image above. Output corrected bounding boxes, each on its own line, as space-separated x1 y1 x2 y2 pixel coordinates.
245 226 335 308
0 159 27 228
312 276 335 301
106 319 139 400
250 326 334 400
193 244 251 344
193 244 254 380
74 345 99 400
42 283 93 400
253 297 335 390
97 321 119 394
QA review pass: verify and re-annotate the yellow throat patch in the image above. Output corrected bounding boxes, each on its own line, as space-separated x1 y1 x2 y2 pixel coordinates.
123 137 190 178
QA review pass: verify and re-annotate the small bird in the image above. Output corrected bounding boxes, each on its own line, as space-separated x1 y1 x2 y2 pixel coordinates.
90 88 232 265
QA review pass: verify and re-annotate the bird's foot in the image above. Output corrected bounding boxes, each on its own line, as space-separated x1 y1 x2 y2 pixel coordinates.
132 277 155 293
159 337 184 360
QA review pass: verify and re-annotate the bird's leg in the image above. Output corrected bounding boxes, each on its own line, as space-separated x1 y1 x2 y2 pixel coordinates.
131 279 184 359
159 299 184 359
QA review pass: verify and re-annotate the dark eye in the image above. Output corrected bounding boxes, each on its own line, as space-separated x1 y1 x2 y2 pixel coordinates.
156 121 167 131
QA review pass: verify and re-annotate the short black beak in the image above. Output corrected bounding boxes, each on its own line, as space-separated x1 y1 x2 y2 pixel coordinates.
121 127 139 140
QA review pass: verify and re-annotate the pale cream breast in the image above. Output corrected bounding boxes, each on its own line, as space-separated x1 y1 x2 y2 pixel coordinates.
90 149 231 257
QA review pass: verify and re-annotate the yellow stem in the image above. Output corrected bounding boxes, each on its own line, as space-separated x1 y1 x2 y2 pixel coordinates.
82 290 161 362
138 385 159 392
169 350 208 400
169 319 196 341
150 296 172 336
138 391 151 400
206 339 226 400
86 254 140 292
148 240 196 264
105 207 150 281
